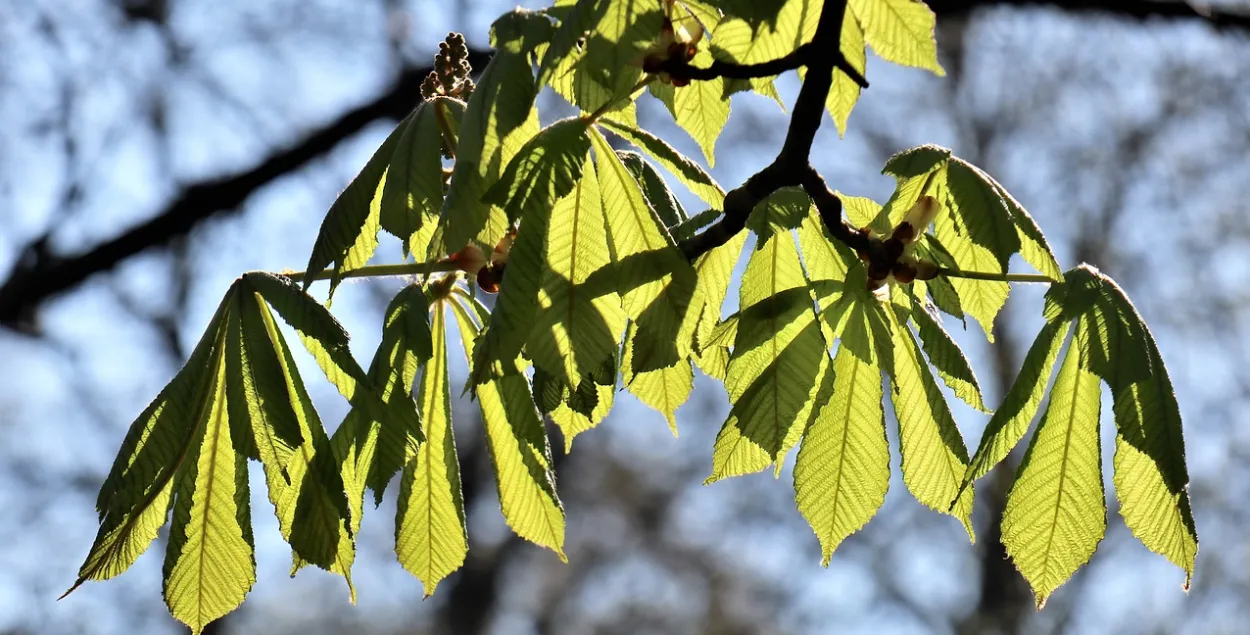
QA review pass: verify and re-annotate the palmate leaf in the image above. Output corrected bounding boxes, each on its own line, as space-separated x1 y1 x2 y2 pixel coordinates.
395 303 467 597
539 0 662 114
528 152 626 386
622 320 693 435
849 0 944 76
536 362 617 451
933 165 1011 341
598 119 726 208
243 274 422 444
711 0 818 95
1002 319 1106 607
303 110 413 296
886 288 974 538
485 118 592 224
449 298 566 558
691 230 748 353
708 220 825 482
794 321 889 565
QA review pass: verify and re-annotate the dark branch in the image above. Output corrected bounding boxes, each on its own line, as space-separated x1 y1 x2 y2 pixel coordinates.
0 49 492 329
929 0 1250 30
5 0 1247 327
678 0 864 262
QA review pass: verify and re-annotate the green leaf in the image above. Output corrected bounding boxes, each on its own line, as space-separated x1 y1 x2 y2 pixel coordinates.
328 286 432 514
1077 267 1196 581
692 231 748 352
849 0 945 75
484 118 591 224
528 152 627 386
1002 320 1106 608
834 190 887 235
670 48 731 166
347 286 431 504
885 289 974 539
711 0 819 70
623 320 693 435
395 304 467 596
974 167 1063 281
909 296 987 412
440 46 540 255
943 158 1022 273
961 319 1069 492
69 294 233 597
303 113 412 295
823 6 865 137
797 201 857 314
449 299 567 558
935 163 1011 341
708 227 825 481
597 119 725 208
1075 267 1153 392
1111 335 1198 585
619 150 687 229
244 294 353 594
794 336 889 565
161 331 255 635
540 0 663 113
380 99 459 257
540 363 617 451
882 144 951 180
590 127 699 365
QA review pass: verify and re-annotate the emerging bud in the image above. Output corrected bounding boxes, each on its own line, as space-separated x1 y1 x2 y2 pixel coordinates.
451 244 487 275
898 195 938 245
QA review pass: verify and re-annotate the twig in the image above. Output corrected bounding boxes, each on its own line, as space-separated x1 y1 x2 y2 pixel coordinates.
676 0 864 263
289 260 461 283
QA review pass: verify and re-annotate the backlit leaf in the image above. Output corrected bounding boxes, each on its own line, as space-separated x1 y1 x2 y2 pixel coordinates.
1002 320 1105 607
395 304 467 596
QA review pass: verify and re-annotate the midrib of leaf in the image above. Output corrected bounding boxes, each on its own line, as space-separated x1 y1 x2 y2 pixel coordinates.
422 312 447 579
828 346 859 534
194 355 230 620
565 177 583 345
1040 350 1086 582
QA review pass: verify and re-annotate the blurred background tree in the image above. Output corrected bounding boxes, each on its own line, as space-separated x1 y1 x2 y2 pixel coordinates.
2 1 1248 633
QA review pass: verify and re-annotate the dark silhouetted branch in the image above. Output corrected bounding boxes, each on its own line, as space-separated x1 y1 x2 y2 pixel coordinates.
0 49 491 329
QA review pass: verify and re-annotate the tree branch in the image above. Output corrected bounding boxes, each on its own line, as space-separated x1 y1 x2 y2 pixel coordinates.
678 0 862 262
0 49 492 329
5 0 1246 328
929 0 1250 30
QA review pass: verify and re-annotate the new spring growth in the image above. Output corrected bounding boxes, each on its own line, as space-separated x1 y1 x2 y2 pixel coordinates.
421 33 475 102
867 195 940 290
448 229 515 294
641 0 705 86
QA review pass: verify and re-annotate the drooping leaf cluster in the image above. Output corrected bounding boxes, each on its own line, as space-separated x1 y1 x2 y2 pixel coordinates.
70 2 1195 630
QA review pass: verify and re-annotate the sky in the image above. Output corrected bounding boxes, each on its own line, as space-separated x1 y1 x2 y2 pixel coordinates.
2 1 1249 633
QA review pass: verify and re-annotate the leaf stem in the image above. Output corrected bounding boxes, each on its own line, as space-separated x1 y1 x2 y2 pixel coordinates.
583 75 656 124
937 268 1056 284
287 260 462 284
